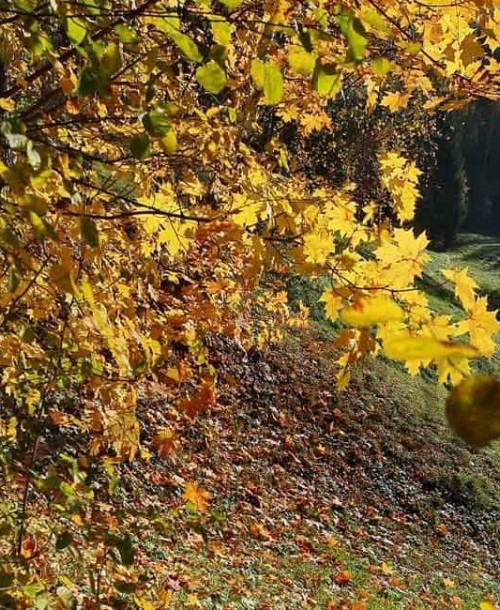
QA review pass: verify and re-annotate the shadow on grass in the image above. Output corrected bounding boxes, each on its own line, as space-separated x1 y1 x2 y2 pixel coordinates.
486 288 500 312
462 242 500 270
417 272 456 303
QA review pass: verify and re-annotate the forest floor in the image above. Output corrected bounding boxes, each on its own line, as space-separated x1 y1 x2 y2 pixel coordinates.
112 234 500 609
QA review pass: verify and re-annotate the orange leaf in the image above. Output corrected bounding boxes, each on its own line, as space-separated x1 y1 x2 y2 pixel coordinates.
179 379 216 420
153 427 179 458
333 570 352 586
183 482 212 513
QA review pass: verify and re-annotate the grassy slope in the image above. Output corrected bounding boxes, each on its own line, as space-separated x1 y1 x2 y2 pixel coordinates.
113 235 500 609
130 328 499 609
27 235 498 608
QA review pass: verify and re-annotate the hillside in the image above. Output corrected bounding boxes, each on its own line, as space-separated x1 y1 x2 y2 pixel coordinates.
2 236 499 609
124 327 500 609
120 234 500 609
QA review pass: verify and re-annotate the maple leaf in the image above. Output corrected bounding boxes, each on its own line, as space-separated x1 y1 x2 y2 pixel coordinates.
381 91 410 112
320 290 343 321
183 482 212 513
300 111 332 135
340 295 404 327
456 296 500 357
303 231 332 265
179 380 216 420
277 103 300 122
153 428 179 458
375 228 430 288
442 267 478 310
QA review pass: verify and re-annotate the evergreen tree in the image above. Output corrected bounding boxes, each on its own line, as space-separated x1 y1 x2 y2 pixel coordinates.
416 114 469 250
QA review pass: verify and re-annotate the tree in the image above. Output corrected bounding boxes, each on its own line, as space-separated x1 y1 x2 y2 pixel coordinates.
416 113 469 250
0 0 499 603
460 99 500 235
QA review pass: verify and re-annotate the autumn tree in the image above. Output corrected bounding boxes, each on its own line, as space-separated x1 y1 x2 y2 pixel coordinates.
0 0 499 604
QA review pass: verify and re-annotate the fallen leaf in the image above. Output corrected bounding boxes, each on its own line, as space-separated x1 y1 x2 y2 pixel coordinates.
333 570 352 586
183 482 212 513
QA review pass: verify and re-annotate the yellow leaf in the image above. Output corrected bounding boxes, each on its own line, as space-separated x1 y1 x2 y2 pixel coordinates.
456 296 500 357
50 261 80 297
0 98 15 111
303 231 332 265
381 91 410 113
186 594 202 608
340 295 404 327
134 598 156 610
381 562 395 575
384 332 478 362
183 482 212 513
320 290 343 321
442 267 478 310
375 228 429 288
479 602 496 610
288 45 317 75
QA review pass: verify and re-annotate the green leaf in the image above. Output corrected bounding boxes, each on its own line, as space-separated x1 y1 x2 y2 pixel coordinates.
362 8 391 36
312 61 342 98
80 217 100 247
196 61 227 94
7 266 19 293
142 110 171 137
315 8 329 28
372 57 393 76
170 32 202 63
34 593 52 610
403 41 422 56
130 134 151 159
446 375 500 447
337 9 368 61
65 17 87 46
250 58 265 90
220 0 243 9
101 42 122 76
211 17 232 47
115 24 137 44
26 140 42 170
109 534 135 566
263 61 283 105
23 583 45 597
0 226 19 249
0 570 14 589
5 132 27 150
288 45 317 75
24 29 54 57
29 210 47 241
160 129 178 154
20 325 35 343
78 66 99 96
